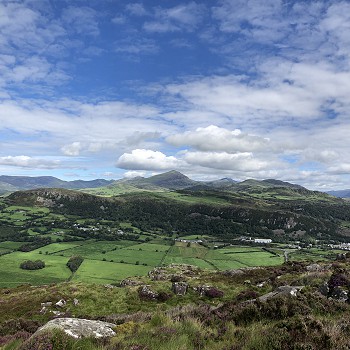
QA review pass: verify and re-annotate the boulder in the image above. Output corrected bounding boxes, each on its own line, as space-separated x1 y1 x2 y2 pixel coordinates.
329 286 348 302
172 282 188 296
120 279 142 287
306 264 322 272
319 282 329 297
35 318 116 339
258 286 304 302
41 302 52 307
194 285 224 298
138 285 159 301
55 299 66 308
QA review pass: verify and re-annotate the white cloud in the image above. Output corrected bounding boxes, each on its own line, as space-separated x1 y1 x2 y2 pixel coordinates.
115 37 159 55
167 125 269 153
0 155 60 169
144 2 205 33
183 151 268 171
61 6 99 36
61 142 82 156
125 3 148 16
117 149 183 171
123 170 146 178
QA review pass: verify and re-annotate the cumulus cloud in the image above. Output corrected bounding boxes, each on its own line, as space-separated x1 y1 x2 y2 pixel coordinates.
123 170 146 178
0 156 60 169
116 149 183 170
167 125 269 153
183 151 268 171
61 142 82 156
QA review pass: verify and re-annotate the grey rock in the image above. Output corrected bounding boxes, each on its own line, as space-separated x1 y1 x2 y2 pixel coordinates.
194 285 211 297
330 286 348 302
41 302 52 307
120 279 142 287
36 318 116 339
319 282 329 297
306 264 322 272
172 282 188 296
73 298 79 306
258 286 304 302
104 284 116 289
55 299 66 307
138 285 159 300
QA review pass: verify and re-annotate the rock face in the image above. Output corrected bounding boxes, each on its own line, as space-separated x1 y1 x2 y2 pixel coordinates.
36 318 116 339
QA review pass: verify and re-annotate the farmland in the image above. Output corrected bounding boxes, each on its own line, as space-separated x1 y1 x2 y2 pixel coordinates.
0 191 347 288
0 234 286 287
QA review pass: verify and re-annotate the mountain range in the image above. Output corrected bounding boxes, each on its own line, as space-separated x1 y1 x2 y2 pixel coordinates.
0 175 113 194
1 171 349 198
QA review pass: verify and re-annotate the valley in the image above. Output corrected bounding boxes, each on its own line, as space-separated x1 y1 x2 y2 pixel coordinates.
0 171 350 288
1 172 350 349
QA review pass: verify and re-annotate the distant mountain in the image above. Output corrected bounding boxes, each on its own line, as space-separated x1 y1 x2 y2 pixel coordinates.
262 179 305 190
327 190 350 198
113 170 198 190
0 175 113 194
205 177 238 188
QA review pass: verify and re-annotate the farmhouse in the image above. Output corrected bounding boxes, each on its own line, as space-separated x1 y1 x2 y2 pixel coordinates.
254 238 272 244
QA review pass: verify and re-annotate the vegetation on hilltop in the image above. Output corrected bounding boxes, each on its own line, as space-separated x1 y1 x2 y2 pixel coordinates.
6 184 350 242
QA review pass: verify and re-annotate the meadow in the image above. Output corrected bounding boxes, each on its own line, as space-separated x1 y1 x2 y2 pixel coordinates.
0 236 286 287
0 199 343 288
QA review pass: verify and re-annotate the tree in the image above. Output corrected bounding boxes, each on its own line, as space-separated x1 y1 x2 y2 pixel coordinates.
66 255 84 273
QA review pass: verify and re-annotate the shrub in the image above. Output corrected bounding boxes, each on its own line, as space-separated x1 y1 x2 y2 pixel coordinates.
236 290 259 302
20 260 45 270
205 287 224 298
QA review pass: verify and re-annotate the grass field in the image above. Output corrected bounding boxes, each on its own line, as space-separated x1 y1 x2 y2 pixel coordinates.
0 238 287 287
72 259 152 284
0 251 71 287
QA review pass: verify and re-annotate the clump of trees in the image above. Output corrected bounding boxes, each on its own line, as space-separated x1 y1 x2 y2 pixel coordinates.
66 255 84 273
20 260 45 270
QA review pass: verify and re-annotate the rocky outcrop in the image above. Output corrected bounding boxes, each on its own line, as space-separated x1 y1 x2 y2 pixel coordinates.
138 285 159 300
120 279 142 287
194 285 224 298
172 282 188 296
258 286 304 302
34 318 116 339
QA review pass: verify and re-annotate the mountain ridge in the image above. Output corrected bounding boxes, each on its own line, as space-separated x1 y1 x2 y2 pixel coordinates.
0 175 114 194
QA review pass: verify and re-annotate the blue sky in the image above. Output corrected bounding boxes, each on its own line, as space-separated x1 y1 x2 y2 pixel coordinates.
1 0 350 190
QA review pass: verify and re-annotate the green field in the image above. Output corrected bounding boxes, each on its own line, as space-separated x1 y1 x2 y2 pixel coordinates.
0 238 287 287
72 260 152 284
0 251 71 287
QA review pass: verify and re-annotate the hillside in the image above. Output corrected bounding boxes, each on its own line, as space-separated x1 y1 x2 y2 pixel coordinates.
2 260 350 349
6 181 350 242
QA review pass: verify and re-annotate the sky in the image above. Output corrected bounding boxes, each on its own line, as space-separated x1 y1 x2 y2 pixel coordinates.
1 0 350 190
